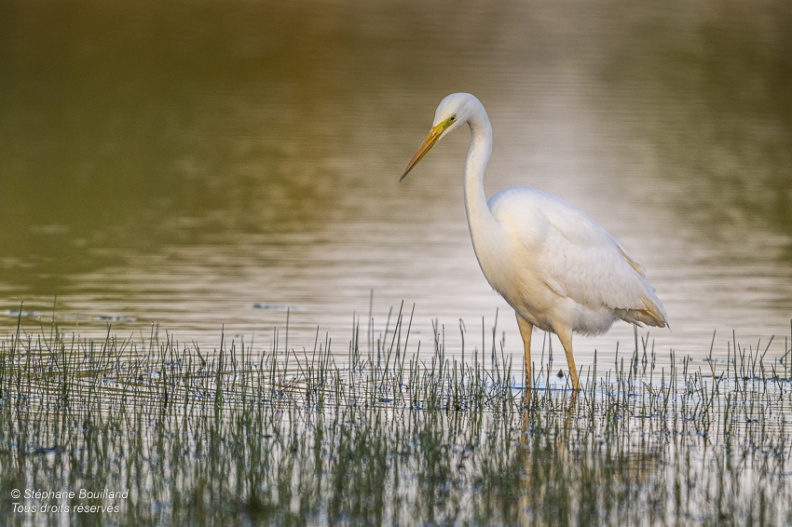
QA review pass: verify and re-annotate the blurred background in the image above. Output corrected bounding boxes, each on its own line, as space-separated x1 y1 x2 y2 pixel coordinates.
1 0 790 366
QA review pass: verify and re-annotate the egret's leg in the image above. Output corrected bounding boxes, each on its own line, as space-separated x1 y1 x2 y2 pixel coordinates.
556 328 580 391
516 314 533 395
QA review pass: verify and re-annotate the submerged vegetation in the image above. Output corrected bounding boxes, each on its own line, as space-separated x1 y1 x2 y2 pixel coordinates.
1 307 791 526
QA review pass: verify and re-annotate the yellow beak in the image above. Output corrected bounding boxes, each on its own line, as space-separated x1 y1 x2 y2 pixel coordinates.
400 122 446 181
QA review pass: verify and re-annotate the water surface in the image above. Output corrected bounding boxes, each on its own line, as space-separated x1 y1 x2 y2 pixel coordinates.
1 0 791 373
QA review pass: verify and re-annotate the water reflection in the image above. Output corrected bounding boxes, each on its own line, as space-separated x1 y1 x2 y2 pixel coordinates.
1 0 790 370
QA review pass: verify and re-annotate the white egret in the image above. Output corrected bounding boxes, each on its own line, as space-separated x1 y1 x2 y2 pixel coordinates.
401 93 667 392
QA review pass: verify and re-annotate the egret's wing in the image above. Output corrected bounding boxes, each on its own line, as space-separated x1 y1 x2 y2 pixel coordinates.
489 188 666 327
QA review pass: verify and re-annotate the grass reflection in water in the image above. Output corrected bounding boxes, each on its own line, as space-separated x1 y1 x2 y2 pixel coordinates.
1 308 791 526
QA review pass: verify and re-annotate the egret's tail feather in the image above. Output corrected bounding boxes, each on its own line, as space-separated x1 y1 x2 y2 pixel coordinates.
619 294 668 328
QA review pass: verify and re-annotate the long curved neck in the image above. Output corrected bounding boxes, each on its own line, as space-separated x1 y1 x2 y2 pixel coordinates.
463 115 500 251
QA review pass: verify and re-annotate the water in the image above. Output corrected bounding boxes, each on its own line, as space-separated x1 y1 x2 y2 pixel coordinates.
2 328 790 525
1 0 791 372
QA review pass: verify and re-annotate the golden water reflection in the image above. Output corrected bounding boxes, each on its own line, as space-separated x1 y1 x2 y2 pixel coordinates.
1 0 790 371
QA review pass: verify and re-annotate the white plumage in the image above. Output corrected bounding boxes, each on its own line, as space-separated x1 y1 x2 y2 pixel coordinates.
401 93 667 393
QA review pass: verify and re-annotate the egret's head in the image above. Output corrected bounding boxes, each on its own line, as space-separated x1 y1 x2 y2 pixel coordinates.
401 93 483 181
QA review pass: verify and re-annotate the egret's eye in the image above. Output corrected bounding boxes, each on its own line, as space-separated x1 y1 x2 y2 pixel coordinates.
449 115 457 122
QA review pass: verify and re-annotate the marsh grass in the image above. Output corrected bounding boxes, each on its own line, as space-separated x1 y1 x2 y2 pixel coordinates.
1 307 791 526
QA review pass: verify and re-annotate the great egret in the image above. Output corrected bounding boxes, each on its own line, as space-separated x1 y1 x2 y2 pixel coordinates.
400 93 667 392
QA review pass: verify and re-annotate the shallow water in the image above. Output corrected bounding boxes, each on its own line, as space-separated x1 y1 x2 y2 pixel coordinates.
1 331 790 526
1 0 791 374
